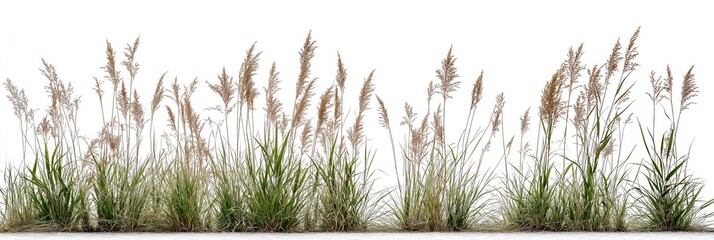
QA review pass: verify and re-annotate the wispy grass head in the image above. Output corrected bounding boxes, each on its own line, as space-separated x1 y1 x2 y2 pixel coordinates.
623 27 641 72
207 67 235 114
336 52 347 93
470 71 484 110
151 72 167 117
348 70 375 151
238 43 261 111
539 67 566 125
264 62 283 124
680 65 698 111
492 93 505 135
376 95 390 129
296 31 317 97
435 46 460 100
121 36 141 80
565 44 584 89
103 40 122 89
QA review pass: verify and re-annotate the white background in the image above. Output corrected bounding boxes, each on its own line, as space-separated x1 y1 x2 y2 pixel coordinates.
1 1 713 201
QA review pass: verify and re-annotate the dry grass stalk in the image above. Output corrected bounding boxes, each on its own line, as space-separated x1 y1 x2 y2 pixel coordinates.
93 76 105 120
585 65 604 104
432 105 444 146
539 67 566 125
647 71 665 104
166 106 178 135
331 53 347 136
427 81 436 105
151 72 167 117
565 44 585 90
290 32 318 136
131 90 145 132
4 79 31 121
292 79 316 131
347 70 375 152
435 46 460 100
331 89 342 134
492 93 505 135
664 66 674 95
301 121 313 155
573 94 586 132
238 43 261 111
336 52 347 93
623 27 641 73
40 58 81 158
680 66 698 111
405 109 430 164
376 96 390 129
520 107 531 136
119 82 130 117
103 40 122 90
207 67 235 114
314 86 335 150
470 71 484 110
121 36 141 80
4 78 36 160
264 62 283 124
296 31 317 98
605 38 622 84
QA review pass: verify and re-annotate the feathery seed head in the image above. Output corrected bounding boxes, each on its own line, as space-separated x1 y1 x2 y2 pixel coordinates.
681 65 698 111
623 27 641 73
376 95 390 129
520 107 530 135
435 46 460 100
264 62 283 123
492 93 505 135
470 71 484 110
336 52 347 93
151 72 166 116
539 66 566 125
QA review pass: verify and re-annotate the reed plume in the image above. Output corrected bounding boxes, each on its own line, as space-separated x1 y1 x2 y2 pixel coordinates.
680 65 698 111
207 67 235 114
238 43 261 111
347 70 375 152
470 71 484 110
264 62 283 124
539 67 566 126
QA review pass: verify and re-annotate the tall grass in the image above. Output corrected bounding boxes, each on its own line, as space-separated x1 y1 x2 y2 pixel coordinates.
0 29 712 232
635 65 713 231
162 160 207 232
383 47 497 231
24 145 88 231
503 27 640 231
244 129 306 232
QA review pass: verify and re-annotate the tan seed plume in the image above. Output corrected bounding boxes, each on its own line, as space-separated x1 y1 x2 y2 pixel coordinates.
207 67 235 114
376 95 390 129
470 71 484 110
680 65 698 111
264 62 283 123
151 72 167 116
539 67 566 125
435 46 460 100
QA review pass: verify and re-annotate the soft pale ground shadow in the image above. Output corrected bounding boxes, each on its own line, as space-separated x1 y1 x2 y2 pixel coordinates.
1 232 713 240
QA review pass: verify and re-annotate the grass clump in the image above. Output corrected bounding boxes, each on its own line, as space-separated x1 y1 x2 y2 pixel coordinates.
244 130 306 232
503 28 640 231
1 28 713 233
635 65 713 231
24 145 89 231
162 161 206 232
384 47 496 231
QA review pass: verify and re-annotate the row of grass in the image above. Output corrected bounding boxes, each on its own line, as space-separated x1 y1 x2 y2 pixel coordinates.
1 28 712 232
